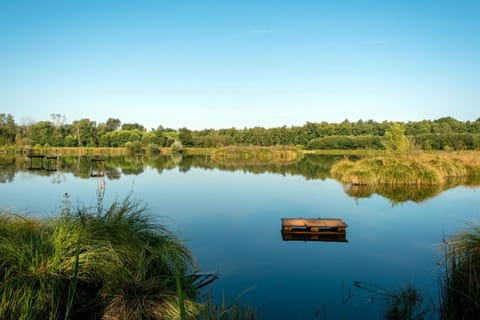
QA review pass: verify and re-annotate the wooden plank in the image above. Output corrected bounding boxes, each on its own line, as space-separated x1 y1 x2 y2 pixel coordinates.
281 218 347 229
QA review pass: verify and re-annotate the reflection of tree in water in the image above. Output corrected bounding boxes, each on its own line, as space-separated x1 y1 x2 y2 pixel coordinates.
176 154 350 180
0 156 16 183
4 154 480 204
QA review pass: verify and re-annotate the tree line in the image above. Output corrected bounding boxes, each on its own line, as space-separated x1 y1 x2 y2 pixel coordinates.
1 113 480 150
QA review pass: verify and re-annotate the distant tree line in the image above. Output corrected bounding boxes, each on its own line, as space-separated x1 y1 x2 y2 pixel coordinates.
1 113 480 150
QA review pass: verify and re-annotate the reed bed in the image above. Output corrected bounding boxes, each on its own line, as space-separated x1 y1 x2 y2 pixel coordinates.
198 294 256 320
441 224 480 319
0 196 201 320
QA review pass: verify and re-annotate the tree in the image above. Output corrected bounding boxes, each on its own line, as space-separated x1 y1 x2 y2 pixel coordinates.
121 122 145 131
384 123 411 155
0 114 17 145
105 118 121 132
178 127 194 147
26 121 54 146
72 119 98 147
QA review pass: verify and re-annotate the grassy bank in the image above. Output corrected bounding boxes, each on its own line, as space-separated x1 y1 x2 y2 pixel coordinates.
331 152 480 186
0 196 201 320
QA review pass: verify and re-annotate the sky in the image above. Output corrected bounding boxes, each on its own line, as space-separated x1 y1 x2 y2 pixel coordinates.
1 0 479 130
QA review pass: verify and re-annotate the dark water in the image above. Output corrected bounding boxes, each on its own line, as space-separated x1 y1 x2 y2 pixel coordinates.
1 154 479 319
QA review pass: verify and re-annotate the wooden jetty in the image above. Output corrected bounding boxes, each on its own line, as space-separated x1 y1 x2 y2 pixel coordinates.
281 218 348 242
26 154 59 170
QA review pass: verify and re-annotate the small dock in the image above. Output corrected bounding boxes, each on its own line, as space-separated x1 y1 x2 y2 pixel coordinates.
281 218 348 242
26 154 59 170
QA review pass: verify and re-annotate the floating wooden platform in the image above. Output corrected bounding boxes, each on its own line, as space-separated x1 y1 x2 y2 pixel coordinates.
281 218 348 242
281 218 347 232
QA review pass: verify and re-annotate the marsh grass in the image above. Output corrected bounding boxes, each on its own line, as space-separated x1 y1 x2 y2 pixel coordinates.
197 294 257 320
0 196 202 320
331 154 478 187
353 282 433 320
441 225 480 319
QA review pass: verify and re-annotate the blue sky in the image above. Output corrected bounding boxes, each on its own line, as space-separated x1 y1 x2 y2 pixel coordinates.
1 0 479 130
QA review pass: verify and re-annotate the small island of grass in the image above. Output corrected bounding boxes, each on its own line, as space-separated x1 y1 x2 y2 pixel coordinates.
331 152 480 186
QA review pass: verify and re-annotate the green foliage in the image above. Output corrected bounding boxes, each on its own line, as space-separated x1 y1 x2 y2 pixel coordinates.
125 141 144 155
0 196 201 320
384 123 411 155
2 113 480 150
441 225 480 319
198 294 257 320
414 133 480 150
306 135 384 150
170 140 185 153
178 128 194 147
331 156 471 186
121 122 145 131
0 114 16 145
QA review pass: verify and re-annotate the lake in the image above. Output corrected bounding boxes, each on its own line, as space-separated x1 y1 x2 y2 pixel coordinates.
1 154 479 319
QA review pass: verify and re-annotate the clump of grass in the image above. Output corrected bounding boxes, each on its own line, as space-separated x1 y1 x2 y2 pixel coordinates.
441 225 480 319
198 295 257 320
353 282 433 320
383 285 431 320
0 196 202 320
331 155 474 187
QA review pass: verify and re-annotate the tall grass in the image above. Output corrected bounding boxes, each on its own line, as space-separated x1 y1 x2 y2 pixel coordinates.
441 225 480 319
198 294 257 320
0 196 201 320
331 155 476 186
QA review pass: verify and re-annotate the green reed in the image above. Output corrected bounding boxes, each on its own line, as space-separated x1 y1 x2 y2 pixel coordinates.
441 225 480 319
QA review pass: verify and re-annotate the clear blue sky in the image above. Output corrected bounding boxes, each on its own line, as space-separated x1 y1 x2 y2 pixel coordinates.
1 0 479 130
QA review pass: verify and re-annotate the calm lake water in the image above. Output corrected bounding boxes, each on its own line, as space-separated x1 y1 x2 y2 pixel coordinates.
1 154 479 319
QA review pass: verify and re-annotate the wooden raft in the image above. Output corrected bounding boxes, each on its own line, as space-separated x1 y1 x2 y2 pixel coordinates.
281 218 348 242
281 218 347 233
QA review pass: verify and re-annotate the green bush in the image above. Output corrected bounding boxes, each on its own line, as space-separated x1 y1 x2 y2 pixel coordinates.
306 136 384 150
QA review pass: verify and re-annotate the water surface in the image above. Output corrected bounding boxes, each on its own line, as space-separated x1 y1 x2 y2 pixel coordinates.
1 154 479 319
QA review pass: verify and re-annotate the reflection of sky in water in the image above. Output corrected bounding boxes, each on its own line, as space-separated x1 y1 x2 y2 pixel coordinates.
1 167 479 319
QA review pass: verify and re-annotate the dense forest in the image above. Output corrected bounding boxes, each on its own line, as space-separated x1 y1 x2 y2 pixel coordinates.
1 113 480 150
